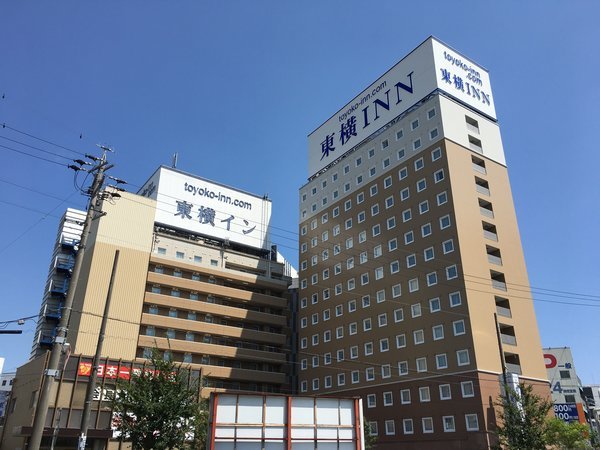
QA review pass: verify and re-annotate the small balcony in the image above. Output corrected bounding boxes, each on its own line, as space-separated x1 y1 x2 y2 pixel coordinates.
505 353 522 375
479 199 494 219
39 332 55 347
60 234 80 250
44 303 62 321
55 256 75 273
49 279 70 296
505 363 522 375
486 246 503 266
491 271 507 291
496 305 512 318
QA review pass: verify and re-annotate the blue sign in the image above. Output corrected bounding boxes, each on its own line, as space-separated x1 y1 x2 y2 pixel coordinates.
553 403 579 422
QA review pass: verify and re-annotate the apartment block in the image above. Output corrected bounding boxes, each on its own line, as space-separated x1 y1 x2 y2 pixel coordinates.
297 37 548 449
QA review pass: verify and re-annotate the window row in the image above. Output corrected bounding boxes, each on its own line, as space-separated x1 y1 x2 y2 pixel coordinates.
367 413 479 437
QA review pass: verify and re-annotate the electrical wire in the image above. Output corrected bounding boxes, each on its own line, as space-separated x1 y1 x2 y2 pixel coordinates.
0 122 85 156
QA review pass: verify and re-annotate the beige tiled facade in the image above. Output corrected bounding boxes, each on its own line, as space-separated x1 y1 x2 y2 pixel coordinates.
298 94 548 449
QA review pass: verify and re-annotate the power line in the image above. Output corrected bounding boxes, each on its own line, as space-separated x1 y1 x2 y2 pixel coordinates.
0 142 67 166
0 134 74 161
1 123 85 156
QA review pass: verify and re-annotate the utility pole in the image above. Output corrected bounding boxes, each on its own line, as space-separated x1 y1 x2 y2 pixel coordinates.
29 148 113 450
78 250 120 450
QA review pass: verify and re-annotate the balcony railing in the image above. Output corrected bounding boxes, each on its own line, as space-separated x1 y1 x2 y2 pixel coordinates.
472 163 487 175
492 279 507 291
476 185 491 196
55 256 75 272
467 123 480 134
483 230 498 241
488 255 503 266
505 363 522 375
501 334 517 346
44 303 62 321
49 279 70 295
480 207 494 219
496 305 512 318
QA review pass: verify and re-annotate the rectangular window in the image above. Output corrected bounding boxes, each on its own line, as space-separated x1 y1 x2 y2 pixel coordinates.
419 387 431 402
378 313 388 327
406 253 416 268
404 231 414 245
392 283 401 298
400 187 410 201
437 191 448 205
363 318 372 331
367 394 376 408
465 414 479 431
388 238 398 251
352 371 360 384
362 295 370 308
443 239 455 254
385 420 395 435
394 308 404 322
403 419 414 434
398 361 408 376
434 169 445 183
461 381 475 398
413 329 425 345
426 272 438 286
396 129 404 140
375 267 384 280
390 260 400 273
419 200 429 214
457 349 470 366
416 357 427 372
443 416 456 432
417 178 427 192
402 208 412 222
380 339 390 353
436 353 448 369
409 278 419 293
372 224 381 237
387 216 396 229
399 166 408 179
337 373 345 386
396 334 406 348
432 325 444 340
446 265 458 280
439 384 452 400
176 251 185 259
424 246 434 261
411 119 419 130
429 128 439 139
449 291 462 307
422 417 434 434
400 389 411 404
370 184 378 196
440 214 451 229
384 176 392 188
453 320 466 336
429 297 441 312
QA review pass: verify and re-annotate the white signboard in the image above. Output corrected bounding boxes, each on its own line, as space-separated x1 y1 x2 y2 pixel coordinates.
209 393 364 450
308 36 496 177
138 167 272 250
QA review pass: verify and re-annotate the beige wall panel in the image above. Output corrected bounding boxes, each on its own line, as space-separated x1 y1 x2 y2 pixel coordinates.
70 193 156 360
445 141 547 380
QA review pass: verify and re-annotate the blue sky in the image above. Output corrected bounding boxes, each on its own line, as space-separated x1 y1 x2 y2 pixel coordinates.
1 1 599 384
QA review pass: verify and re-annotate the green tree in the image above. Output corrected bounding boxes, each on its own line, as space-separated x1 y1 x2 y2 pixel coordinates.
363 419 378 449
545 417 590 449
494 383 553 450
111 351 206 450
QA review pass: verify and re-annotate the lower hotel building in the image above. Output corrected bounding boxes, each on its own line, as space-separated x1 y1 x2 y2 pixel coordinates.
297 37 549 449
1 166 295 449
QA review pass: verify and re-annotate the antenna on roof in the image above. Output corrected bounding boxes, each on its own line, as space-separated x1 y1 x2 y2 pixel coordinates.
172 152 178 169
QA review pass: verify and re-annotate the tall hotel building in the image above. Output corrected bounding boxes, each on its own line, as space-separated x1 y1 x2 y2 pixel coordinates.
298 37 548 449
2 167 294 449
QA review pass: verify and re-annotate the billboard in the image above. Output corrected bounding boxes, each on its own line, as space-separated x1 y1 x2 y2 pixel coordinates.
208 393 364 450
308 36 496 177
138 167 272 250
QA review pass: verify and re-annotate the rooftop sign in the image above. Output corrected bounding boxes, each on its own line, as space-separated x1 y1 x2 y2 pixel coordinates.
308 37 496 177
139 167 272 250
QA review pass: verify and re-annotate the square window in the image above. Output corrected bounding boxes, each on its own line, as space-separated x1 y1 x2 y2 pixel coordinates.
449 291 462 307
429 297 441 312
372 224 381 237
362 295 371 308
443 416 456 432
419 200 429 214
370 166 376 177
349 322 358 335
404 231 414 245
383 158 390 168
417 178 427 192
383 390 393 404
390 260 400 273
461 381 475 398
367 394 376 408
414 157 424 171
375 267 384 280
411 119 419 130
378 313 388 327
436 353 448 369
396 129 404 140
419 387 431 402
398 361 409 376
399 166 408 179
465 414 479 431
392 283 402 297
388 238 398 251
406 253 417 267
432 147 442 160
368 148 375 158
358 211 366 223
432 325 444 340
176 251 185 259
364 342 374 355
413 329 425 345
402 208 412 222
370 184 378 196
424 247 435 261
434 169 445 183
380 338 389 352
363 318 372 331
409 278 419 293
384 176 392 188
446 265 458 280
376 290 386 303
385 196 394 209
396 333 407 348
400 187 410 201
345 218 352 230
360 251 368 264
457 349 470 366
350 345 359 359
382 139 389 149
428 108 436 119
371 203 380 216
427 271 438 286
356 175 363 185
429 128 439 140
440 215 451 229
443 239 455 254
453 320 466 336
394 308 404 323
439 384 452 400
437 191 448 205
387 216 396 229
